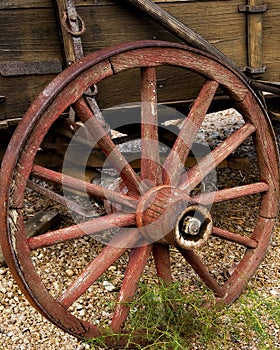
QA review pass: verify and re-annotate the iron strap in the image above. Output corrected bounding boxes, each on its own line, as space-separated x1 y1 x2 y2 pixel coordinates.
238 4 268 13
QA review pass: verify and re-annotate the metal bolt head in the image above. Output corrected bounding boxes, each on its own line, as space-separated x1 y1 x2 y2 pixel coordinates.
182 217 201 236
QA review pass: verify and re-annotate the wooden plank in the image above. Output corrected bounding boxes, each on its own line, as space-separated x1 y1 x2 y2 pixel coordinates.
0 0 51 9
1 0 242 62
0 0 228 9
245 0 266 73
78 1 246 64
247 8 262 71
0 60 62 77
0 8 61 62
71 0 246 108
77 0 231 5
0 6 63 120
0 74 60 120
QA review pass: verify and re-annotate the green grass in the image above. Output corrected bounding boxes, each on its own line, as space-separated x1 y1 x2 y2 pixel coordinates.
85 281 280 349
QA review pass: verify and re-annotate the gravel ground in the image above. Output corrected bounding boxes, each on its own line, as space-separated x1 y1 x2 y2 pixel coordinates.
0 109 279 349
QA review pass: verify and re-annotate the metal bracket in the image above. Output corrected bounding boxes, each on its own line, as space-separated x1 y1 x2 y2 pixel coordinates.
55 0 110 132
62 0 86 63
242 65 267 74
54 0 88 65
238 4 268 13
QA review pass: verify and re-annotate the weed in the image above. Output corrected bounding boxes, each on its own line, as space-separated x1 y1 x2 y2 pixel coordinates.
85 281 280 349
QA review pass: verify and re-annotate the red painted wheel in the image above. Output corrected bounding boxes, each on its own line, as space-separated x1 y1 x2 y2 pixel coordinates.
0 41 279 344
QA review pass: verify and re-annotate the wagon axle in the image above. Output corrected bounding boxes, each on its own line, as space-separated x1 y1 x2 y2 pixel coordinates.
136 185 213 249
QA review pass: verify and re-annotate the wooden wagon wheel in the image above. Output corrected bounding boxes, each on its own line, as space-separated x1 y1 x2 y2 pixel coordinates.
0 41 279 344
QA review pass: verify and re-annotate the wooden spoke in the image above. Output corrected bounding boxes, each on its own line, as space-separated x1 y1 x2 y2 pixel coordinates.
140 67 162 185
28 213 136 249
212 227 258 248
179 248 225 298
73 98 145 194
32 165 138 209
152 243 173 284
58 228 142 309
179 123 256 192
163 80 219 185
110 244 152 332
222 216 276 304
27 179 99 217
192 182 269 205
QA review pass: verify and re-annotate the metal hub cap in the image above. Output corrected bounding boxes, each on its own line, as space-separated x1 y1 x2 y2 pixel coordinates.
175 204 213 249
136 185 213 248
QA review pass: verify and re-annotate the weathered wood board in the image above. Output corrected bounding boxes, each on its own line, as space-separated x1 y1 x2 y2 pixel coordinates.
0 4 62 123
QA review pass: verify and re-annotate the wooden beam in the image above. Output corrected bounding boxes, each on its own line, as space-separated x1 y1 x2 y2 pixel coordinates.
239 0 267 74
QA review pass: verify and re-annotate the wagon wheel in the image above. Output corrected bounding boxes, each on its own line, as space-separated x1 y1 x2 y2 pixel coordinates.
0 41 279 344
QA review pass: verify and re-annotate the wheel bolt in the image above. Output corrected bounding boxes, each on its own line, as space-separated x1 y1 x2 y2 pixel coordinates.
182 217 202 236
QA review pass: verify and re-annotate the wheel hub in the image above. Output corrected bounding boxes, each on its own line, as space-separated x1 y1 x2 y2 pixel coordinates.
136 185 213 249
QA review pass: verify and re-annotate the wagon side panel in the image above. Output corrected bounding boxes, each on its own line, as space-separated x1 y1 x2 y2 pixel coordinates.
0 1 63 126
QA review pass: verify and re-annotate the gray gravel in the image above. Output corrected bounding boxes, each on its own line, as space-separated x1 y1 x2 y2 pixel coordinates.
0 109 279 349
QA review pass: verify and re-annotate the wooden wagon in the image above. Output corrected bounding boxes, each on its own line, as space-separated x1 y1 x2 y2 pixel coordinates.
0 0 279 346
